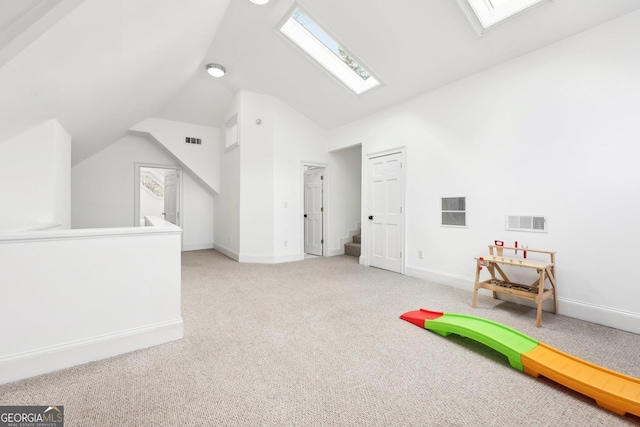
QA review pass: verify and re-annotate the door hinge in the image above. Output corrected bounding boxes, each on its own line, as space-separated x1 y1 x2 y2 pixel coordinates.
400 206 403 213
321 239 324 244
321 175 324 180
400 162 403 168
321 207 324 212
400 251 403 258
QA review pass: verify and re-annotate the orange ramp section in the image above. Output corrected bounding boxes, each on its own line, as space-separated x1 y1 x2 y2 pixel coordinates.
522 343 640 417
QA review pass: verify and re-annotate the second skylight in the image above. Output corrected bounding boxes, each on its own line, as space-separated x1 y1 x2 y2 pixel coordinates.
280 8 380 95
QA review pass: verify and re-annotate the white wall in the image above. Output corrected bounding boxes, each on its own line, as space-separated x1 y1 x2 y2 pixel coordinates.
0 225 183 384
72 134 214 251
238 91 276 262
330 11 640 333
140 188 164 221
214 93 241 259
214 90 361 263
130 118 220 193
0 119 71 231
272 96 333 262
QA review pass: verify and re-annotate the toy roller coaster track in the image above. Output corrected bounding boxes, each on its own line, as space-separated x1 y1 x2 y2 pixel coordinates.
400 309 640 418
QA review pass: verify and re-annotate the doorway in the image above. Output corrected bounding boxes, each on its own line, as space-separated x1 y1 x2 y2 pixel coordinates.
134 163 182 227
367 151 404 273
303 166 325 256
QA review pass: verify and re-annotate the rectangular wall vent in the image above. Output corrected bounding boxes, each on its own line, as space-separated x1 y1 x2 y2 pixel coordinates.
442 197 466 227
185 137 202 145
506 215 547 232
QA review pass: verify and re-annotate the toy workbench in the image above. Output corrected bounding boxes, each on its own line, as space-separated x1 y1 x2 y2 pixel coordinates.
472 244 557 327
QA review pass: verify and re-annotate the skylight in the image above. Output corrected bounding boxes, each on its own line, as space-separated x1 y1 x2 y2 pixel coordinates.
279 7 380 95
457 0 552 35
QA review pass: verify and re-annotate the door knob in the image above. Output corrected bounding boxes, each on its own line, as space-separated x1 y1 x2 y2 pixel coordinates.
304 214 308 218
368 215 373 220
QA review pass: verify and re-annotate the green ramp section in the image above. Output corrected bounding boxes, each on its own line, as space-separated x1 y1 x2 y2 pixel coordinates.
425 313 538 371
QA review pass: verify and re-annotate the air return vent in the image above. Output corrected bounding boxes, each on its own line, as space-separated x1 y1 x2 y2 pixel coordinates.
506 215 547 232
185 137 202 145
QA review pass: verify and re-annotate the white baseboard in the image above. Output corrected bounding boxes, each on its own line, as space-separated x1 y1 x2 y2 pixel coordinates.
213 245 304 264
182 242 214 251
239 253 304 264
405 265 474 291
558 299 640 335
213 243 239 261
405 265 640 335
0 319 184 385
276 253 305 263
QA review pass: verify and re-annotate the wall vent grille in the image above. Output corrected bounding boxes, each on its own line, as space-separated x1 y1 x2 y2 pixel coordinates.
185 137 202 145
442 197 466 227
506 215 547 232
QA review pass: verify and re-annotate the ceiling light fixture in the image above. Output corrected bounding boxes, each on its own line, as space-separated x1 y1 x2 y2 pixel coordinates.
249 0 270 4
206 63 226 77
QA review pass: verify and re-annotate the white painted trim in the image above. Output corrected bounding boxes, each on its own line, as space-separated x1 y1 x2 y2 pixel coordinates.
0 319 183 385
278 253 305 263
559 298 640 335
406 265 555 311
0 225 181 244
405 265 474 291
134 162 183 225
213 243 240 261
405 265 640 335
239 253 304 264
224 114 240 151
183 243 214 252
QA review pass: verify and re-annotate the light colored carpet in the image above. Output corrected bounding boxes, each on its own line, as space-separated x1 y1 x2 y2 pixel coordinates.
1 250 639 426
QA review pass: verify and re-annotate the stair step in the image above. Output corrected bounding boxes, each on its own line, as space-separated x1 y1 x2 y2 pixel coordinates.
353 234 361 244
344 242 361 257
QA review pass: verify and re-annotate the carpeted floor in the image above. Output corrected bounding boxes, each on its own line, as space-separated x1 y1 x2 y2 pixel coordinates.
1 250 639 426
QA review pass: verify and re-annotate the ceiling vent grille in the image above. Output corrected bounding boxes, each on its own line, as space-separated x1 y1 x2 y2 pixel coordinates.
506 215 547 232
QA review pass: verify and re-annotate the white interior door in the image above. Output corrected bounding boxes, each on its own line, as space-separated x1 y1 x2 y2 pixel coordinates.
368 153 403 273
304 167 324 256
163 170 180 225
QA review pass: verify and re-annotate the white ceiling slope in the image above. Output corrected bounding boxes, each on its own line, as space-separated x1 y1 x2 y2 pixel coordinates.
0 0 231 165
199 0 640 130
2 0 640 165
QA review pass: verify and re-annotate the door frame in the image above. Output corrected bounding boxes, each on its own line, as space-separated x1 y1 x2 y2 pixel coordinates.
134 162 183 228
363 147 406 274
300 162 328 257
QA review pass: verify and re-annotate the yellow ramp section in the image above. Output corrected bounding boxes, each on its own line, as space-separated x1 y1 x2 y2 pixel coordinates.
522 343 640 417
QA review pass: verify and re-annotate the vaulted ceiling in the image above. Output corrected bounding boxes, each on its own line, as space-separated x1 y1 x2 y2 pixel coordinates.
2 0 640 165
0 0 231 164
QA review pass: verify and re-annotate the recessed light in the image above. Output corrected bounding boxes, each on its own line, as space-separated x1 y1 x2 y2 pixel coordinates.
249 0 270 4
206 63 226 78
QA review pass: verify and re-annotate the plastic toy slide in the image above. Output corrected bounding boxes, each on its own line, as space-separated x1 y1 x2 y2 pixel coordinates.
400 309 640 417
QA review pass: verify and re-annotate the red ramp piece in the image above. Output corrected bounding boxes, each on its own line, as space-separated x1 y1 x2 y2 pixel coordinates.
400 309 443 328
523 343 640 417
